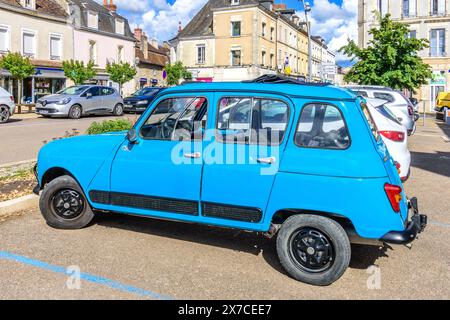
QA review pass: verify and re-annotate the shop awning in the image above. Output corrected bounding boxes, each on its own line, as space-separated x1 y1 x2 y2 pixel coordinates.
34 67 65 79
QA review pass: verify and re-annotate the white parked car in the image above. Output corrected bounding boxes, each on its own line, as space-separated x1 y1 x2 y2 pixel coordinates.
366 98 411 181
0 87 15 123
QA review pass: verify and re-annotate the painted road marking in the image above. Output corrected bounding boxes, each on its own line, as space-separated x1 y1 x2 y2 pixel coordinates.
0 251 172 300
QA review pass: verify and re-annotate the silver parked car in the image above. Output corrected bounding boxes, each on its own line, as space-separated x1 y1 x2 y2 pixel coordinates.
0 86 15 123
35 85 124 119
346 86 416 135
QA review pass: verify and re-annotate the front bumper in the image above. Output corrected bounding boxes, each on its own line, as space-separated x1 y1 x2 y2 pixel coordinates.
123 103 148 113
35 103 69 116
32 163 40 195
380 197 427 245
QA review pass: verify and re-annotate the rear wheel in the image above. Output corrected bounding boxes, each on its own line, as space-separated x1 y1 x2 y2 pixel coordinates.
0 105 10 123
113 103 124 116
39 175 94 229
68 104 82 119
276 214 351 286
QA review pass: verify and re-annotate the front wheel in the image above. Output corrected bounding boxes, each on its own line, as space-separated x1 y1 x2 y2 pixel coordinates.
68 105 82 119
39 175 95 229
113 103 124 116
276 214 351 286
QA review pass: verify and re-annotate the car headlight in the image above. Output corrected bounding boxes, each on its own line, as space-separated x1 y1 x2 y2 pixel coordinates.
57 98 71 105
136 100 149 105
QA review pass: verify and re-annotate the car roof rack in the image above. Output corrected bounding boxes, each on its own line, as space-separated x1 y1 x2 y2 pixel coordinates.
242 74 331 86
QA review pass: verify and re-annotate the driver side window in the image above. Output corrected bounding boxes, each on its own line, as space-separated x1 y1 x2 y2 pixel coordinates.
140 97 208 140
295 103 350 149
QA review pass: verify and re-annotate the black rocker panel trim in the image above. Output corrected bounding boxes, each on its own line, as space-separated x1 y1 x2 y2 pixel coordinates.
202 202 262 223
89 190 198 215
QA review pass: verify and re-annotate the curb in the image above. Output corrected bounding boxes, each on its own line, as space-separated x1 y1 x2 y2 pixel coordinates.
0 159 36 169
0 194 39 217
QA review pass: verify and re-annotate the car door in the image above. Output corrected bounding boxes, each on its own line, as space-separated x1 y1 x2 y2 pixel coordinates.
101 87 116 112
200 93 292 227
82 86 103 114
109 93 210 220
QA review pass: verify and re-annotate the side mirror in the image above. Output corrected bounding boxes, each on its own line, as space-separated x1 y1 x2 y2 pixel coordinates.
126 128 138 144
86 93 93 99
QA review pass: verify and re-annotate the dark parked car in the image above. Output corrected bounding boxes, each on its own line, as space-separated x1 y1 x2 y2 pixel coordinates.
123 87 164 114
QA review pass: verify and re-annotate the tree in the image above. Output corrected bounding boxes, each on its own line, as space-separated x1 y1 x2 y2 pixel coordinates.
0 52 35 104
106 61 136 94
165 61 192 86
339 13 432 92
62 60 96 85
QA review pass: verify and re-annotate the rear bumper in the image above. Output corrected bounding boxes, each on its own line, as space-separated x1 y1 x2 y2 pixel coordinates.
380 197 427 245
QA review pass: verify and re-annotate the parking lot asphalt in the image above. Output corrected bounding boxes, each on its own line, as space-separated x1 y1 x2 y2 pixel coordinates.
0 119 449 300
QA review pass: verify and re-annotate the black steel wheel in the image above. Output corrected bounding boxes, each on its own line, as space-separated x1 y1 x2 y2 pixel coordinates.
276 214 351 286
289 227 334 273
39 175 95 229
51 189 84 220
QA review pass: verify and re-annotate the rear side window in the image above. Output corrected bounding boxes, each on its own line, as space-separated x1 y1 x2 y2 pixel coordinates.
216 97 289 145
295 103 350 149
101 87 115 95
373 92 394 103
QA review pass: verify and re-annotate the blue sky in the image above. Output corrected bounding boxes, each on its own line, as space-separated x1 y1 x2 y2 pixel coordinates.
105 0 356 63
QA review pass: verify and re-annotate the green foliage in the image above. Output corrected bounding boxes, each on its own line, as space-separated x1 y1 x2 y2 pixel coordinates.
165 61 192 86
339 13 432 92
0 52 35 80
62 60 97 85
106 62 137 93
86 119 133 135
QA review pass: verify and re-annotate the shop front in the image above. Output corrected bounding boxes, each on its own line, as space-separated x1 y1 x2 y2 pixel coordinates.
0 67 66 104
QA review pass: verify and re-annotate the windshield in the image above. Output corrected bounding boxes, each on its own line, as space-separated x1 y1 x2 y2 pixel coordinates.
58 86 89 95
132 88 160 97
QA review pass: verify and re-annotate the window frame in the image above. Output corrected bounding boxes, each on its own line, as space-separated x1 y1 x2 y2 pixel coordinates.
197 44 206 64
49 33 62 61
139 96 209 142
231 21 241 37
21 28 37 58
214 95 291 146
293 102 352 151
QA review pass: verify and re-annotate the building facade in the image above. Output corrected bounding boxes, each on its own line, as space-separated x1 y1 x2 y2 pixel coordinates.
68 0 135 95
0 0 74 103
169 0 315 82
358 0 450 111
133 28 169 90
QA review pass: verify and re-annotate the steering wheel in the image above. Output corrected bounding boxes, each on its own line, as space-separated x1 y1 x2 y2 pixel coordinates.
161 118 176 139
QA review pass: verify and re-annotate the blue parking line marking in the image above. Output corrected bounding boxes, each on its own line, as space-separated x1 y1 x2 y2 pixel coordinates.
0 251 172 300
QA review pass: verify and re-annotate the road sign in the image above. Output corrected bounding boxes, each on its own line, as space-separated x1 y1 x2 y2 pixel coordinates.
322 64 337 75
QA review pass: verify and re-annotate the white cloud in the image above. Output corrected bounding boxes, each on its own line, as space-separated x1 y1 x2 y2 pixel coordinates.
133 0 208 42
299 0 358 62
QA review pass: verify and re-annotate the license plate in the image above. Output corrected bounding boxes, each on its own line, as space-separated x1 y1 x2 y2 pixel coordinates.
39 110 48 114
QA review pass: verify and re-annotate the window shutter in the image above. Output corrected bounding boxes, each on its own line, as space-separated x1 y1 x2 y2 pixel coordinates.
23 32 34 55
50 37 60 58
410 0 416 16
438 0 445 14
0 28 8 51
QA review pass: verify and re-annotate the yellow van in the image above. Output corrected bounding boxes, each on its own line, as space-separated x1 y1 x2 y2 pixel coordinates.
435 92 450 119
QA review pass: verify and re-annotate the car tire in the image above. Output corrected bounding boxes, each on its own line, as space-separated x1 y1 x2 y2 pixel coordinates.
113 103 124 116
68 104 82 119
276 214 351 286
39 175 95 229
0 105 10 123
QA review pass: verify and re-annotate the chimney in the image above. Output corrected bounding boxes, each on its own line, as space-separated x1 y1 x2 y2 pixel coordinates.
104 0 117 13
178 21 182 33
141 32 149 59
272 3 286 11
134 28 143 41
292 14 299 25
151 38 159 49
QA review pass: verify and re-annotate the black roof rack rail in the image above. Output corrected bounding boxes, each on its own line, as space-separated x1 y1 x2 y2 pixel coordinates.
242 74 331 86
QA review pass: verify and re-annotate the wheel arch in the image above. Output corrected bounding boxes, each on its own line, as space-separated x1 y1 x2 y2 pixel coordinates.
41 167 79 188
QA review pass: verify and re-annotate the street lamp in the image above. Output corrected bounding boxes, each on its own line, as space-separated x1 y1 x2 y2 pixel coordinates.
300 0 312 82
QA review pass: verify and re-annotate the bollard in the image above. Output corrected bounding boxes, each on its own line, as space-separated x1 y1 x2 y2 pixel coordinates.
423 100 426 126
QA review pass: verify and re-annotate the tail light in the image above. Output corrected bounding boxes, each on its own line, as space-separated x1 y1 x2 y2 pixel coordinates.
384 183 403 213
408 105 414 116
379 130 405 142
394 161 401 174
9 96 14 102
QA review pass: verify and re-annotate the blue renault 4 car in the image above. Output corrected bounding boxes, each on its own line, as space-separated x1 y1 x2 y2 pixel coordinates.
34 76 427 286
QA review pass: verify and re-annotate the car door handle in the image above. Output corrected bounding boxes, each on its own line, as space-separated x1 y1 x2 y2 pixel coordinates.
184 152 201 159
257 157 276 164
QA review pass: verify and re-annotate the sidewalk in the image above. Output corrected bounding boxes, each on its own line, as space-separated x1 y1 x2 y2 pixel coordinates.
11 112 40 120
